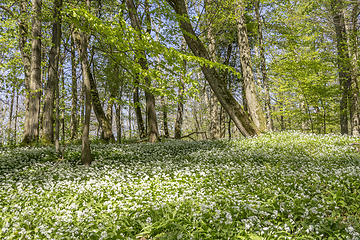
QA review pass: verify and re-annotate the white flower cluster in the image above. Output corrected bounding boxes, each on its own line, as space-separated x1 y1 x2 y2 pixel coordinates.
0 131 359 239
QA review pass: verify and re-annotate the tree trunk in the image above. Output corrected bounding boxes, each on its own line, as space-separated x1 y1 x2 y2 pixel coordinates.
126 0 159 143
14 89 19 145
116 82 123 144
331 0 350 134
165 0 259 137
161 95 170 137
346 3 360 135
19 0 31 144
205 0 220 140
174 38 186 139
255 0 273 131
8 87 15 145
235 0 266 133
73 24 93 166
133 84 146 138
55 62 60 155
42 0 62 144
23 0 42 144
70 25 78 141
88 71 115 142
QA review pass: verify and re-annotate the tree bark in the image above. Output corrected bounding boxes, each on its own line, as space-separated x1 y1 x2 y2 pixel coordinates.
161 95 170 137
8 87 15 145
42 0 62 144
133 84 146 138
73 26 93 166
346 3 360 135
255 0 273 132
126 0 159 143
19 0 31 144
235 0 267 133
166 0 259 137
174 38 186 139
205 0 220 140
331 0 350 134
70 25 78 141
23 0 42 144
14 89 19 145
88 71 115 142
116 81 123 144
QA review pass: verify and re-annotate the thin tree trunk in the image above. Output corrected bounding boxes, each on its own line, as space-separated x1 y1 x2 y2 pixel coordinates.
165 0 259 137
126 0 159 143
331 0 350 134
70 25 78 141
235 0 266 133
8 87 15 145
42 0 62 144
255 0 273 131
55 63 60 154
24 0 42 144
175 38 186 139
205 0 220 140
161 95 169 137
116 81 123 144
14 89 18 145
61 59 65 143
19 0 31 144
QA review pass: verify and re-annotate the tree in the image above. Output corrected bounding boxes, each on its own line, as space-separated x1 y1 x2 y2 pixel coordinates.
72 0 93 166
255 0 272 131
331 0 350 134
234 0 266 133
42 0 63 145
205 0 220 140
126 0 159 143
23 0 42 144
165 0 260 137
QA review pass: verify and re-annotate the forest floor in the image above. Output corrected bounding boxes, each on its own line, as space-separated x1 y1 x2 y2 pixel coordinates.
0 131 360 239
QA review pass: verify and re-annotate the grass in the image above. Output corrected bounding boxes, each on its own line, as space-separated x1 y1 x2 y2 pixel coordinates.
0 131 360 239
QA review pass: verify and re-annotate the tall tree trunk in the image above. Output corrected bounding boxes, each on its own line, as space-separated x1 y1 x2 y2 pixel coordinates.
116 82 123 144
42 0 62 144
133 84 146 138
165 0 259 137
14 89 19 145
126 0 159 143
70 25 78 141
174 38 186 139
331 0 350 134
73 19 93 166
346 3 360 135
23 0 42 144
205 0 220 140
8 87 15 145
255 0 273 132
235 0 266 133
55 62 60 155
60 59 65 143
19 0 31 144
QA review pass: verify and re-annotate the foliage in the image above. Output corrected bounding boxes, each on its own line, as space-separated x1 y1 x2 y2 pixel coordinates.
0 131 359 239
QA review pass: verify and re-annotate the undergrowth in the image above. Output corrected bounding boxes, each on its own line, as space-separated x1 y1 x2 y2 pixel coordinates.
0 131 359 239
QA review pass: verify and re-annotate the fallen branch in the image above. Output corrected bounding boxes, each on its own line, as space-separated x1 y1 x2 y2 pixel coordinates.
181 131 206 140
349 143 360 152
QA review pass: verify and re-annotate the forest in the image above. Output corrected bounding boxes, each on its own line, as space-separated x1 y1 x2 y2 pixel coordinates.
0 0 360 239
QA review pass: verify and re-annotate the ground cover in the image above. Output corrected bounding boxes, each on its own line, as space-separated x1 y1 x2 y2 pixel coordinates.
0 131 359 239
